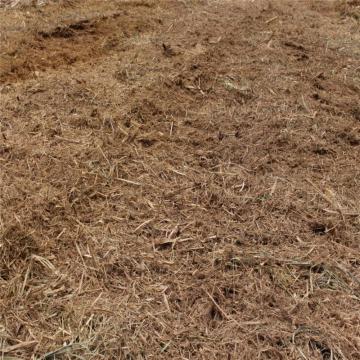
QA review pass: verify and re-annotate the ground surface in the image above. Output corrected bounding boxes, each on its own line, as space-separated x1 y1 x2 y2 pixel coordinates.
0 0 360 359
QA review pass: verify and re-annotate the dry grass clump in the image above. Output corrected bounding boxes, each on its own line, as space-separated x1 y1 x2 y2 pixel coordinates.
1 0 360 359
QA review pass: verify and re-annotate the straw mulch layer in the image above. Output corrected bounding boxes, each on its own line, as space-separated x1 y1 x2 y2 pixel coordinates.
0 0 360 359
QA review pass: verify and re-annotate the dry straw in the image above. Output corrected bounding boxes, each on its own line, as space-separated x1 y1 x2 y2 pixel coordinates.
0 0 360 359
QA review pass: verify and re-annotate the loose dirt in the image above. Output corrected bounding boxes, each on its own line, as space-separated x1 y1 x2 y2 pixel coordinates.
0 0 360 359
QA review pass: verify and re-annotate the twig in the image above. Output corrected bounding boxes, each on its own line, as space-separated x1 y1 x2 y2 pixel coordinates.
204 290 232 321
134 218 154 232
117 177 143 186
265 16 278 24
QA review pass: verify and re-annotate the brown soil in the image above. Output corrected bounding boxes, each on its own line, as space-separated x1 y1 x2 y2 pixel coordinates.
1 0 360 359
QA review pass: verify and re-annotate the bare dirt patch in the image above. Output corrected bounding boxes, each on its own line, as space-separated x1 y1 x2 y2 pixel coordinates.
0 0 360 359
0 1 160 82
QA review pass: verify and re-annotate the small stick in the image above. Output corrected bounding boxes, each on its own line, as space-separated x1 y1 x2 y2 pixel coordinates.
205 290 231 321
117 177 142 186
134 218 154 232
170 121 174 136
163 292 171 312
204 290 264 326
266 16 278 24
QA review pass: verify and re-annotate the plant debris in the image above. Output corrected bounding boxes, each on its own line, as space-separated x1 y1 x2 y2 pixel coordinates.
0 0 360 359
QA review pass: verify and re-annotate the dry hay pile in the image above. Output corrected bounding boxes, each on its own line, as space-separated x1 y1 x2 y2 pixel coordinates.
0 0 360 359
